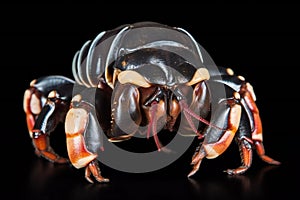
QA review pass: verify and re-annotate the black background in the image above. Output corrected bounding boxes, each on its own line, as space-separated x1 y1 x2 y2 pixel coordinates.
1 3 298 200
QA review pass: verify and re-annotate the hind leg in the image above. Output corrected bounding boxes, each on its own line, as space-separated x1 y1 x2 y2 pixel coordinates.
239 83 281 166
188 93 242 177
31 104 69 163
30 91 69 163
23 77 73 163
223 110 254 175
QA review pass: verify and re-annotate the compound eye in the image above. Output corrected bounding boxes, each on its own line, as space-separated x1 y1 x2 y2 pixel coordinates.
186 68 210 86
118 70 151 88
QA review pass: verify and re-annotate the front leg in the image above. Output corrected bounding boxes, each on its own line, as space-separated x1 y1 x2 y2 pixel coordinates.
188 92 242 177
65 94 109 183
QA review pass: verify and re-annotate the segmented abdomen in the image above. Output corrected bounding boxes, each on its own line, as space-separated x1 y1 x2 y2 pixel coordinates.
71 22 205 89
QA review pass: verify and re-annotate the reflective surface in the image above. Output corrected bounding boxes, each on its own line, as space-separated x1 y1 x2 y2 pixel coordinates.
6 118 292 200
6 146 290 200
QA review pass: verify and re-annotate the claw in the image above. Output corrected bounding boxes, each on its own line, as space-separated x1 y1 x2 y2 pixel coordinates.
35 149 69 164
85 167 109 183
188 159 202 178
55 157 69 164
223 167 248 175
85 167 94 183
224 169 234 175
33 134 69 164
85 160 109 183
260 155 281 165
191 150 205 165
94 176 110 183
188 150 205 177
254 141 281 165
191 156 198 165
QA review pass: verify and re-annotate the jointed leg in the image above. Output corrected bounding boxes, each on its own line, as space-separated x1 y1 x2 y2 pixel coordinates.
32 131 68 163
188 93 242 177
254 141 281 165
240 83 280 165
24 87 68 163
85 160 109 183
23 77 75 164
224 138 253 175
65 94 109 183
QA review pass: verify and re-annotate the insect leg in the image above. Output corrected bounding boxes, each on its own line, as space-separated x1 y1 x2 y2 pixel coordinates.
188 92 242 177
24 85 70 163
31 98 69 163
65 91 109 183
24 76 75 163
239 83 281 165
224 110 254 175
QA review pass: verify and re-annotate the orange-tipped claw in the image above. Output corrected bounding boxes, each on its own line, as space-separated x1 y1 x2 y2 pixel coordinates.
188 150 205 178
260 155 281 165
188 160 202 178
85 161 109 183
33 134 69 164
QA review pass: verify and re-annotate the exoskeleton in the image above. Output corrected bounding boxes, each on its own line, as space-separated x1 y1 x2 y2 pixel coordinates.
23 21 280 183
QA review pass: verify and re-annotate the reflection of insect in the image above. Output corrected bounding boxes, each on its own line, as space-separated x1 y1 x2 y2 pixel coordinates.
23 21 280 183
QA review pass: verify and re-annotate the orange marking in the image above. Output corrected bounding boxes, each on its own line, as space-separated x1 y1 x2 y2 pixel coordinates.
254 141 265 156
26 114 35 137
241 144 252 167
243 92 263 141
66 132 81 138
66 132 97 168
204 104 241 159
65 107 96 168
23 88 40 137
33 134 48 151
204 130 236 159
42 151 58 161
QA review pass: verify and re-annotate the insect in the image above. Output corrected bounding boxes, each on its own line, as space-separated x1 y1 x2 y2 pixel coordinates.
23 21 280 183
